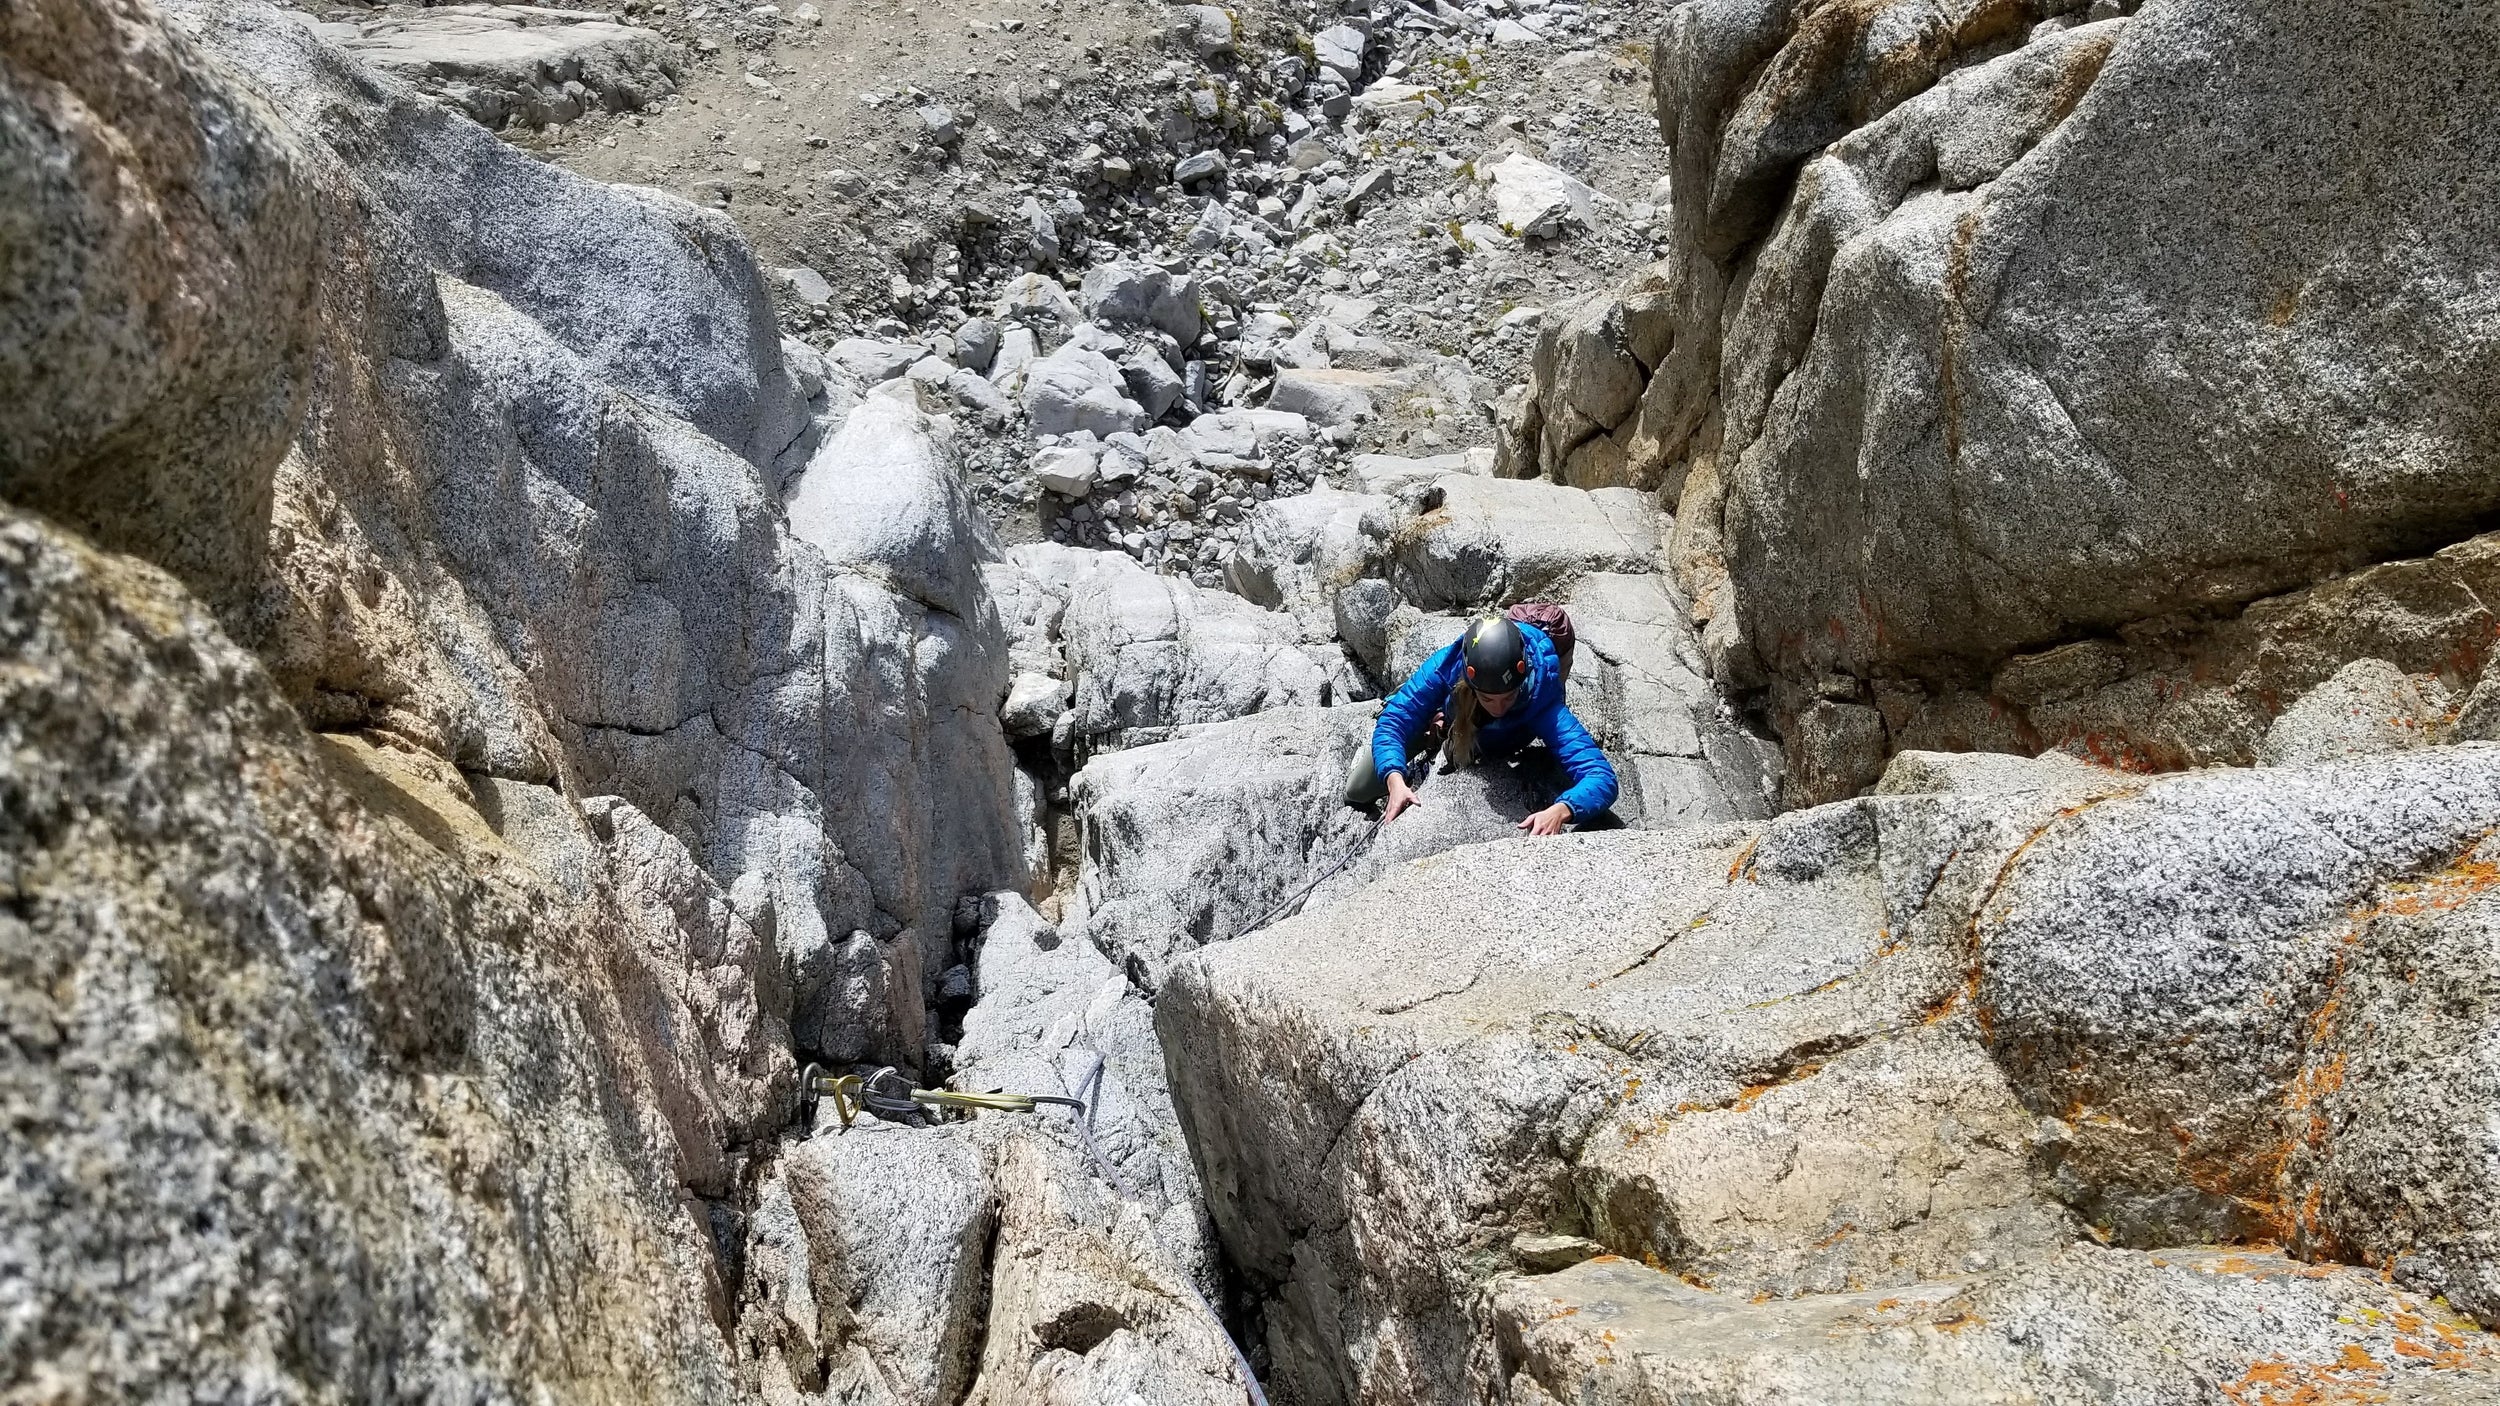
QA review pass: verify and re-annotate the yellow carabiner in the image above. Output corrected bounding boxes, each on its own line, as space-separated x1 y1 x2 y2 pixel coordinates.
799 1064 869 1128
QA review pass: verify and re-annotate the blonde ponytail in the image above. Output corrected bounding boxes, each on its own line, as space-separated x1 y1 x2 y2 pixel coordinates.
1446 681 1480 770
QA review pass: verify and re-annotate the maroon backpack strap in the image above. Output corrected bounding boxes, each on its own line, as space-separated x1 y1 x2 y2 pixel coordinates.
1504 602 1575 681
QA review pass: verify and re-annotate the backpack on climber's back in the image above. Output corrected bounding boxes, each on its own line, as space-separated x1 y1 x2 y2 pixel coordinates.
1504 601 1575 681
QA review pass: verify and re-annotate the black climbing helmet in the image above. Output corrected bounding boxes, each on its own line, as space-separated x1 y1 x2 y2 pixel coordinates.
1461 614 1529 694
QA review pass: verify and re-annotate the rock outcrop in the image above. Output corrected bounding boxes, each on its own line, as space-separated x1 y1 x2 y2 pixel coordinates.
142 0 1023 1074
328 3 683 131
4 1 1019 1394
1162 747 2500 1402
1503 0 2500 800
1492 1244 2497 1403
2 507 755 1399
738 893 1252 1405
1071 705 1380 984
0 0 321 616
1386 474 1659 614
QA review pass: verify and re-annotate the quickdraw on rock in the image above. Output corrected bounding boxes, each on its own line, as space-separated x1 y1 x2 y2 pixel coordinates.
799 1063 1086 1129
794 1058 1273 1406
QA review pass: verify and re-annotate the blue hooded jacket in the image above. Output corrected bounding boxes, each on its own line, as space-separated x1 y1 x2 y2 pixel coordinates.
1372 621 1619 818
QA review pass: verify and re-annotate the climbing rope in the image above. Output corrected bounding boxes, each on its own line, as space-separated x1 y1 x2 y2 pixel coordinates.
1226 822 1378 939
1221 755 1433 942
1047 1038 1272 1406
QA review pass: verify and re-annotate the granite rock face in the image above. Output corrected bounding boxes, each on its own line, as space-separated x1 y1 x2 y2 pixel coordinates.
953 894 1250 1405
1559 571 1781 826
1492 1245 2500 1405
737 1121 996 1406
0 510 749 1401
1975 751 2500 1263
2256 656 2446 767
2 4 1027 1395
21 0 2500 1399
1503 0 2500 795
965 1132 1250 1406
1070 705 1380 985
1161 747 2500 1402
157 0 1023 1072
1718 0 2500 684
0 0 321 615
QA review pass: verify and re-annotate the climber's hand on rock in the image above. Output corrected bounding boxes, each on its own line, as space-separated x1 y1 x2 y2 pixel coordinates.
1383 772 1420 824
1517 802 1572 837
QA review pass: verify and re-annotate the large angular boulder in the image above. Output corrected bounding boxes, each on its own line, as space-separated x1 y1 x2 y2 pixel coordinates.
964 1133 1251 1406
954 894 1206 1238
1033 544 1336 755
1491 1244 2500 1403
1387 475 1660 612
738 1123 996 1405
956 894 1255 1404
1163 806 1963 1403
2285 855 2500 1326
1077 260 1203 346
1021 340 1150 439
1482 152 1596 240
1561 571 1780 826
335 4 682 129
1160 746 2500 1402
1975 750 2500 1260
1267 367 1399 429
1221 484 1392 642
1716 1 2500 685
2256 656 2446 767
786 381 998 621
1496 283 1662 489
1070 705 1378 984
1578 1023 2076 1296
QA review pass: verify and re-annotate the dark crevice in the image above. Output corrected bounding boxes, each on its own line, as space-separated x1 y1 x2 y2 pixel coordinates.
1033 1301 1129 1357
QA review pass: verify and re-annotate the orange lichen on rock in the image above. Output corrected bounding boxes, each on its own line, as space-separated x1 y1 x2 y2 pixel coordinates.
2287 1050 2348 1148
2219 1357 2397 1406
2388 1335 2478 1370
1726 836 1760 883
2292 1183 2338 1256
2355 845 2500 921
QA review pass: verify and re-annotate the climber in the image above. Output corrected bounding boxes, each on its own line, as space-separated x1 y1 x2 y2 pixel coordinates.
1345 611 1617 835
